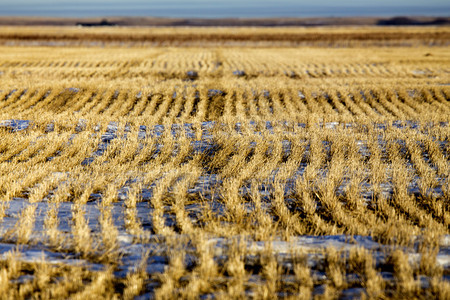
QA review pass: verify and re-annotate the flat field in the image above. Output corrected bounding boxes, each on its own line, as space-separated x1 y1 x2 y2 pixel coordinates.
0 26 449 299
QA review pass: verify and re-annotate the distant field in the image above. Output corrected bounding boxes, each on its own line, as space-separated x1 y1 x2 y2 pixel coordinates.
0 26 449 47
0 27 449 299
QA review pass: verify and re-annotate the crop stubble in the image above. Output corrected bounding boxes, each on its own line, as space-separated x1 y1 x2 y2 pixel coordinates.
0 27 449 299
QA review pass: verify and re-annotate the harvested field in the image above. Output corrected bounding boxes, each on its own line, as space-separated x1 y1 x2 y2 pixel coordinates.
0 27 449 299
0 26 449 47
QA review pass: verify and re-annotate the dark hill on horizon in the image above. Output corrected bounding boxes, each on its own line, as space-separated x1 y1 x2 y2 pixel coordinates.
0 16 449 27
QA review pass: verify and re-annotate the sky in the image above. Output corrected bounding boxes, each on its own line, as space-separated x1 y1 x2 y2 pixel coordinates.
1 0 449 18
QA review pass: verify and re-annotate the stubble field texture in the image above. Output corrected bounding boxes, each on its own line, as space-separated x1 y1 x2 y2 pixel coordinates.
0 26 449 299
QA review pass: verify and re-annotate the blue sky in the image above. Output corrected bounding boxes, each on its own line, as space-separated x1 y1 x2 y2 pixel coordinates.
1 1 449 17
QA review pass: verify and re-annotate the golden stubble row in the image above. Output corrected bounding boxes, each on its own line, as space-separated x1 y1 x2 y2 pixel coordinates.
0 84 448 125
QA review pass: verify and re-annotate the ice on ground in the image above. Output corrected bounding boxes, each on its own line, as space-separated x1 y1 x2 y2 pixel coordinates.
207 89 225 97
66 87 80 93
75 119 87 132
45 123 55 133
324 122 339 129
412 70 427 75
0 119 30 132
186 70 198 80
244 235 383 254
209 234 450 268
232 70 246 77
0 242 104 270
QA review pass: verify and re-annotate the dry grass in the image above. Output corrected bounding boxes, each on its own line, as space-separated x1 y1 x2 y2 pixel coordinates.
0 26 448 298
